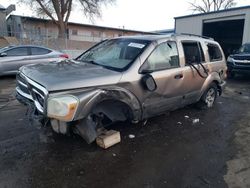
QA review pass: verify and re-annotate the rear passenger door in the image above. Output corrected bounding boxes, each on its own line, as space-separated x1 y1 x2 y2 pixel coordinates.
180 41 208 105
28 47 53 64
1 47 30 74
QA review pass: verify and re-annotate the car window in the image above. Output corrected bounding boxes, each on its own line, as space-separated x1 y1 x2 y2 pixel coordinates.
6 47 29 56
142 41 179 71
31 47 51 55
207 44 222 62
182 41 205 65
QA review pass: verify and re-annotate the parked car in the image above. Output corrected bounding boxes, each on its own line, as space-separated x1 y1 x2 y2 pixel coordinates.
16 34 227 143
0 45 69 75
227 43 250 77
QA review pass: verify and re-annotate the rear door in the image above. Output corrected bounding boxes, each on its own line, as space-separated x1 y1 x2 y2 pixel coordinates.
0 47 30 74
29 47 54 63
180 40 208 105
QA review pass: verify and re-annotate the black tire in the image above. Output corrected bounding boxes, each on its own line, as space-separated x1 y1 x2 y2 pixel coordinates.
198 83 218 109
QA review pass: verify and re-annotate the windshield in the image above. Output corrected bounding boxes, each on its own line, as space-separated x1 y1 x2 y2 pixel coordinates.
77 38 150 71
239 43 250 53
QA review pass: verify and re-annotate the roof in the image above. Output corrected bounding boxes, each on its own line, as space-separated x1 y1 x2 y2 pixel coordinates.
118 33 214 42
118 34 170 41
175 5 250 19
8 15 155 34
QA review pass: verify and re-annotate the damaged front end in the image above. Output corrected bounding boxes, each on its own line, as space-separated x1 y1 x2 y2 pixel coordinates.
16 72 140 144
16 73 77 138
16 72 49 128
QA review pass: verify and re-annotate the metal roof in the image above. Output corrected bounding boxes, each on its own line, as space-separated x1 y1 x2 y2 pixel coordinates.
175 5 250 19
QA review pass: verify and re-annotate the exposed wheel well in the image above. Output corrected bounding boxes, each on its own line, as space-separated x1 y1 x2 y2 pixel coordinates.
91 99 134 126
212 80 222 95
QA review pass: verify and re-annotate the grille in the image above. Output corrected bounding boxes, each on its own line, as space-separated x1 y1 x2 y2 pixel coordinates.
233 56 250 61
235 62 250 66
16 73 47 113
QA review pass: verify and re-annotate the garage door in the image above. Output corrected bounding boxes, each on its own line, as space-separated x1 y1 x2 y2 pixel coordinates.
203 19 245 58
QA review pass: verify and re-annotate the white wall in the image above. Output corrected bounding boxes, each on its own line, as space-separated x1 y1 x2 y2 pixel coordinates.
175 7 250 44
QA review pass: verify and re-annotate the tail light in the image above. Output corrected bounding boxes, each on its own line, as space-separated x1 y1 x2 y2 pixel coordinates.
60 54 69 59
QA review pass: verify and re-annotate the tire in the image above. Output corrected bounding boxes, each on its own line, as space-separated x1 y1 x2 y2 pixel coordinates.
198 83 218 109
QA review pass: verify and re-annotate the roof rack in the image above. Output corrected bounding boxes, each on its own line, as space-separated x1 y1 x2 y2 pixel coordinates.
172 33 214 40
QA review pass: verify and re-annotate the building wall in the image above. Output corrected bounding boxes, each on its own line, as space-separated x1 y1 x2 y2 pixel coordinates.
0 11 7 36
7 16 148 42
175 7 250 44
243 11 250 44
6 15 151 50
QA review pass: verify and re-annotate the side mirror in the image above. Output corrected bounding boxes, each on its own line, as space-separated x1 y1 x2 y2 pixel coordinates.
0 53 7 57
141 74 157 91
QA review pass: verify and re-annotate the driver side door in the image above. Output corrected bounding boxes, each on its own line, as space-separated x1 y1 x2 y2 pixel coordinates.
140 41 187 118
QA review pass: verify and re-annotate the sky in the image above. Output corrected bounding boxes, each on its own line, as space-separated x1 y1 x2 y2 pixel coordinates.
0 0 250 31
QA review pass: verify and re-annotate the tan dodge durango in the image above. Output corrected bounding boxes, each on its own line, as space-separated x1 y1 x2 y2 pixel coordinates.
16 34 227 143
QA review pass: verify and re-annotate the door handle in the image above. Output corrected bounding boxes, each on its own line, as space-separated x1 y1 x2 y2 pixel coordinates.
174 74 183 79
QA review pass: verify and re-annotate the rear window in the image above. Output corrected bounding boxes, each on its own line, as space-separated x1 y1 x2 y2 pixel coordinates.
207 44 222 62
31 47 51 55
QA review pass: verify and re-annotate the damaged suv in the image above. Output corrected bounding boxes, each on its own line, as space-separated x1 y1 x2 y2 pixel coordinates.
16 34 227 143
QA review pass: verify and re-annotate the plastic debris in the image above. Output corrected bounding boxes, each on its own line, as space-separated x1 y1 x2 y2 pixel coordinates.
112 153 117 157
129 134 135 139
184 115 189 119
192 119 200 124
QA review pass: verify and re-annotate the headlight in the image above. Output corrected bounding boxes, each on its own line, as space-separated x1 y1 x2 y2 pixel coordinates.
227 56 234 62
47 95 79 122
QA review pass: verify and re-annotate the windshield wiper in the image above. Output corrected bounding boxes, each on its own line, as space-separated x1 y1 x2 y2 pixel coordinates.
78 59 120 72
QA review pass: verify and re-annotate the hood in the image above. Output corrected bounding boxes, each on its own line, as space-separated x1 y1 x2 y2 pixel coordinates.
231 53 250 61
20 59 123 91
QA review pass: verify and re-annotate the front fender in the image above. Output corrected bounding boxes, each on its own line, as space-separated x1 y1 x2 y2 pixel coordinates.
73 87 142 122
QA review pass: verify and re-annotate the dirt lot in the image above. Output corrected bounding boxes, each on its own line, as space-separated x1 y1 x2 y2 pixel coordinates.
0 75 250 188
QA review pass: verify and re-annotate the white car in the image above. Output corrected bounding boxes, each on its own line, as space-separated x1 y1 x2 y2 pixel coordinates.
0 45 69 75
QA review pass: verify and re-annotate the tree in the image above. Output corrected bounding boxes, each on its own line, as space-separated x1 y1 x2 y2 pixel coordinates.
189 0 237 13
20 0 115 37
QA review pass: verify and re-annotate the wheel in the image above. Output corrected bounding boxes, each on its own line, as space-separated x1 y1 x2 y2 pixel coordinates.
198 83 218 108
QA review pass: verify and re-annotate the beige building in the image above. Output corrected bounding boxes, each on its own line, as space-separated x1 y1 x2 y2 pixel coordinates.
6 15 154 51
7 15 153 42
